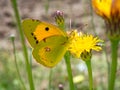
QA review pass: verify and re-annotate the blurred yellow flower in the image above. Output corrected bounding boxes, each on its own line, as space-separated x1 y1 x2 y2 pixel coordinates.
68 30 103 58
111 0 120 18
92 0 120 19
92 0 120 40
92 0 112 19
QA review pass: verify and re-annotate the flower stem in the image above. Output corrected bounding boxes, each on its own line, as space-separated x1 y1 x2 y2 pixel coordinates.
85 60 93 90
11 0 35 90
64 52 75 90
11 36 26 90
49 69 53 90
108 40 119 90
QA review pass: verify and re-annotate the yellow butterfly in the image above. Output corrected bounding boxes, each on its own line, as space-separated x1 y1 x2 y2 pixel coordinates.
22 19 69 68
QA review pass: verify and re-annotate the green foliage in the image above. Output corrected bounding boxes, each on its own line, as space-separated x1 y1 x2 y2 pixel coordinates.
0 50 22 90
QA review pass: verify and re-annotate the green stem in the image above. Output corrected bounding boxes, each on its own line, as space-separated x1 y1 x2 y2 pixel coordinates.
45 0 50 15
88 0 97 35
108 40 119 90
103 45 110 86
11 0 35 90
11 36 26 90
49 69 53 90
85 60 93 90
64 52 75 90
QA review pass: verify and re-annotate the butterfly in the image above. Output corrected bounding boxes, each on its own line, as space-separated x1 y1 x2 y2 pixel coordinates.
22 19 69 68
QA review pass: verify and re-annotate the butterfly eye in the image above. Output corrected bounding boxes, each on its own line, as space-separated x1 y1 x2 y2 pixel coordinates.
45 27 49 31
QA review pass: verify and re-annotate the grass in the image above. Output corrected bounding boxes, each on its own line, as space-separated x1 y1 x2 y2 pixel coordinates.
0 48 120 89
0 50 22 90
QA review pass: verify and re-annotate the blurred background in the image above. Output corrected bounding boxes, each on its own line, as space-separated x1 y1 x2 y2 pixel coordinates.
0 0 120 90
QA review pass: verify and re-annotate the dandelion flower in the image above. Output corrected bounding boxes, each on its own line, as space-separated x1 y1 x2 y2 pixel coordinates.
68 30 103 58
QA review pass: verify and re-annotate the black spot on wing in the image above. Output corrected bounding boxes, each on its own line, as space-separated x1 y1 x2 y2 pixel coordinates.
31 32 39 44
31 19 40 23
45 27 49 31
34 36 37 40
36 40 39 44
31 32 34 36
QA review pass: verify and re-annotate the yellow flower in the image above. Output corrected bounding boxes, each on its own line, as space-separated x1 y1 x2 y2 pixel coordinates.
92 0 120 19
68 30 103 58
92 0 120 40
92 0 112 19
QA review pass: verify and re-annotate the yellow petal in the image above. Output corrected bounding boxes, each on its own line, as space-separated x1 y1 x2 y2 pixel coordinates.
92 0 112 19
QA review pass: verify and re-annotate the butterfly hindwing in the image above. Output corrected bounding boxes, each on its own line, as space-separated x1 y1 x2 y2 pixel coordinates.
32 36 68 68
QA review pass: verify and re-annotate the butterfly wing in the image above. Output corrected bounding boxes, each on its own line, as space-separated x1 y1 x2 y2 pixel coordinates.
32 36 69 68
22 19 67 48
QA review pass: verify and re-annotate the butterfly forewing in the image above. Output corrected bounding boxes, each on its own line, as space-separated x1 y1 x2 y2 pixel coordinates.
22 19 67 48
22 19 41 47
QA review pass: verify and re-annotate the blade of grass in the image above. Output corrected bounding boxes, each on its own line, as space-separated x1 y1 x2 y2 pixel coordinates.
44 0 50 15
10 35 26 90
10 0 35 90
88 0 97 35
49 69 53 90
